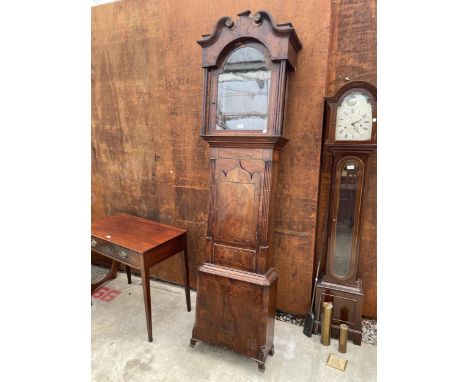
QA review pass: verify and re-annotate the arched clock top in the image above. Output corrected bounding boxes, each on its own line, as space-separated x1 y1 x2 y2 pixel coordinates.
325 81 377 104
324 81 377 147
197 10 302 70
216 41 271 72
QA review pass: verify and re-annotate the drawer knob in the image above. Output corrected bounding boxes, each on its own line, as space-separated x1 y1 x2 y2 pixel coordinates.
91 239 97 247
118 250 128 260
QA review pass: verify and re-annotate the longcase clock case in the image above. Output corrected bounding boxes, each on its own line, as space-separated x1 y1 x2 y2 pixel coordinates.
190 10 302 372
314 81 377 345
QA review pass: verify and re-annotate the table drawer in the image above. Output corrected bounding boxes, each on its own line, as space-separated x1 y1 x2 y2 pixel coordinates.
91 236 140 267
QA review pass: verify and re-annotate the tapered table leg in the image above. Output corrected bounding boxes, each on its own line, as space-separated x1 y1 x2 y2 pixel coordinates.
140 259 153 342
126 265 132 284
182 236 191 312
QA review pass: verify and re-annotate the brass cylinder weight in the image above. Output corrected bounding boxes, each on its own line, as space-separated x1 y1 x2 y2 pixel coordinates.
320 302 333 346
338 324 348 353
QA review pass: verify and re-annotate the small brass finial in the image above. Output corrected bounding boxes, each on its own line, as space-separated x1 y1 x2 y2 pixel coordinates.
321 302 333 346
338 324 348 353
253 12 262 24
225 18 235 29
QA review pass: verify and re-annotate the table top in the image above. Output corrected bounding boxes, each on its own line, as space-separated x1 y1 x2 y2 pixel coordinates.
92 213 186 254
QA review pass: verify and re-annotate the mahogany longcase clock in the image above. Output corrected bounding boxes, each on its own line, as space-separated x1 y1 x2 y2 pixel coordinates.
190 10 301 371
314 81 377 345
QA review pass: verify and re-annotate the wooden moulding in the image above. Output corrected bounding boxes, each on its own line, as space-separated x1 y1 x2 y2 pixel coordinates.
201 135 289 149
197 10 302 70
198 263 277 286
324 143 376 154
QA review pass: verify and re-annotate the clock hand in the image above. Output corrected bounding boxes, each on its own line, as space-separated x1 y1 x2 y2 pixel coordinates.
351 115 366 126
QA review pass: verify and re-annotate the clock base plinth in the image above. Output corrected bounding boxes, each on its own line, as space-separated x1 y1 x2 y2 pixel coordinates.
191 264 277 371
313 279 364 346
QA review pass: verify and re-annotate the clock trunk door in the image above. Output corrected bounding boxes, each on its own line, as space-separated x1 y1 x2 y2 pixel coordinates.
328 157 365 283
211 160 261 272
213 162 260 246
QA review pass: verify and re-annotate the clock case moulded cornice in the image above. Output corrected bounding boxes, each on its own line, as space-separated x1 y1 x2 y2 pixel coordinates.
201 135 289 150
197 10 302 70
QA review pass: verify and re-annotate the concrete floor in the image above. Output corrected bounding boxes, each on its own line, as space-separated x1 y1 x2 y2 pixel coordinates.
92 266 376 382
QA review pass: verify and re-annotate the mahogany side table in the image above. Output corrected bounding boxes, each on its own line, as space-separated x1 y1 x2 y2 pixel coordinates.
91 213 191 342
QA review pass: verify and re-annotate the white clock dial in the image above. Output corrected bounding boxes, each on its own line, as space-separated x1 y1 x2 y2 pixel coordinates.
335 92 373 141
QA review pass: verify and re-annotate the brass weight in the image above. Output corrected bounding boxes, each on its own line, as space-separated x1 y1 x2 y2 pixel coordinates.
338 324 348 353
320 302 333 346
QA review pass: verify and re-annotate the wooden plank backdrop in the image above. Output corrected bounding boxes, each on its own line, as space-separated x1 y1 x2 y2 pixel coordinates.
92 0 377 317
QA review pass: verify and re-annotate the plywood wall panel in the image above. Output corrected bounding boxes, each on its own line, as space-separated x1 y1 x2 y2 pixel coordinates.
358 152 377 318
274 233 313 314
92 0 333 315
326 0 377 92
92 0 176 230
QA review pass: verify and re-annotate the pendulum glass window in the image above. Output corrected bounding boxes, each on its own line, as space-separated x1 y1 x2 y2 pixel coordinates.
333 159 362 278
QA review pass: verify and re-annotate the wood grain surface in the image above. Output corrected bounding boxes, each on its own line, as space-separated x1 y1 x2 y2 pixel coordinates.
91 0 376 317
92 213 185 253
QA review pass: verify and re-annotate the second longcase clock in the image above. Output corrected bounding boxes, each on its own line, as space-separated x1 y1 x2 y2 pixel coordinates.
190 10 301 371
314 81 377 345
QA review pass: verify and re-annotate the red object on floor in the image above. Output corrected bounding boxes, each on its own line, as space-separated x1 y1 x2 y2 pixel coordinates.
92 286 121 302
